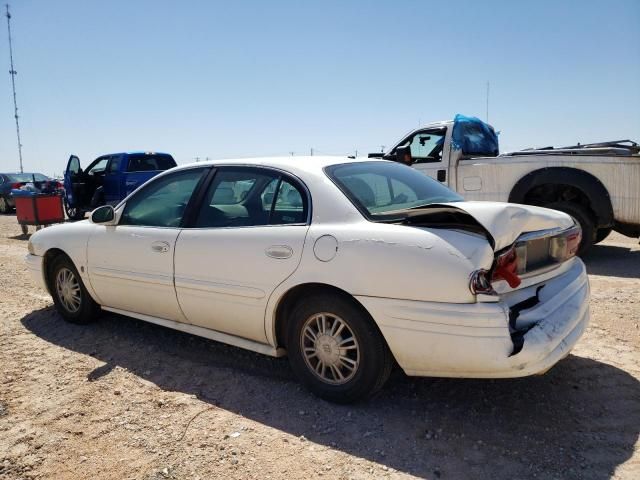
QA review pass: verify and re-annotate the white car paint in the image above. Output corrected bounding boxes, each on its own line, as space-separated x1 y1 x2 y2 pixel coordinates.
26 156 589 379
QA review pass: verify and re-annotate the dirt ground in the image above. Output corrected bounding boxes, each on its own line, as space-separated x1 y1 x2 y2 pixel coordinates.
0 214 638 480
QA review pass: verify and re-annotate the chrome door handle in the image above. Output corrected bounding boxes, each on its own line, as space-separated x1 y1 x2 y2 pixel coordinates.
265 245 293 259
151 241 170 253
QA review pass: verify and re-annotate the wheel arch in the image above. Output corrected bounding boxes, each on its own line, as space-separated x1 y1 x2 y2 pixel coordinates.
508 167 614 228
272 282 386 351
42 248 68 295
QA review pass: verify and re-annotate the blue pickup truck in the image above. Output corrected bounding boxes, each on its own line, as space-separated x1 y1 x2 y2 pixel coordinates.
63 152 177 220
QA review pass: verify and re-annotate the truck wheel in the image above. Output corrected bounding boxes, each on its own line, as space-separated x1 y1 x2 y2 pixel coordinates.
595 228 612 244
64 199 84 221
48 254 100 324
286 294 393 404
546 201 596 256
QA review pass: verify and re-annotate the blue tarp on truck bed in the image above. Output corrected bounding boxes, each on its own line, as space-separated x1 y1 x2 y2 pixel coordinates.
451 114 499 156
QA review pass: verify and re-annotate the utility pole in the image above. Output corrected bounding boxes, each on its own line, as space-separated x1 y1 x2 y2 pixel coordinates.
310 148 313 156
6 4 24 173
486 81 490 123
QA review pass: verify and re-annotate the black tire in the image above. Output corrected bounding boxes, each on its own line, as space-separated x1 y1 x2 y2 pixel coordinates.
0 195 11 214
286 293 393 404
48 254 101 324
545 201 596 256
595 227 612 244
64 198 85 221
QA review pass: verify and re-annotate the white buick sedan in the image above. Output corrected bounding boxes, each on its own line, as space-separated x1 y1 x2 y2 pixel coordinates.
26 157 589 403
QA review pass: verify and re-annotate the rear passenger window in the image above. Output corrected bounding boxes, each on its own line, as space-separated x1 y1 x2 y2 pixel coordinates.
126 154 177 172
194 168 308 228
271 180 306 225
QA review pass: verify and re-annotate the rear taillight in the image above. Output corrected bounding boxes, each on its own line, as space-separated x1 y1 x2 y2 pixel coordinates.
469 245 522 296
469 269 495 295
492 246 522 288
549 225 582 261
10 182 22 189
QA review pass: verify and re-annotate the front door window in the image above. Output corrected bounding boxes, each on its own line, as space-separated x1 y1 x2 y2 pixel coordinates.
401 129 446 164
120 168 206 227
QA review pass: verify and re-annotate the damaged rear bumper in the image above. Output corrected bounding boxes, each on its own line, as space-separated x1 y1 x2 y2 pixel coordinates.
356 258 589 378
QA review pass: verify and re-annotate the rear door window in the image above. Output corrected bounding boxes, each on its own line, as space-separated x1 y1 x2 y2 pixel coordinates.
127 154 177 172
194 167 308 228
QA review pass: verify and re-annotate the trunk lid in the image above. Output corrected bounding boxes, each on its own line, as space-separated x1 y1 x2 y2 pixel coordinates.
402 201 574 252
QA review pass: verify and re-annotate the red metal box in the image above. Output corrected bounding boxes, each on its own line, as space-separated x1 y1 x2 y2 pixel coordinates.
14 194 64 225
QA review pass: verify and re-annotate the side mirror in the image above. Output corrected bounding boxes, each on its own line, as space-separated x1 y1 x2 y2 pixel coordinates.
90 205 116 225
395 145 413 165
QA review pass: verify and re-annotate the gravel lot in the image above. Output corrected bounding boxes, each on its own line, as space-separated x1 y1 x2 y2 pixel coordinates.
1 213 638 480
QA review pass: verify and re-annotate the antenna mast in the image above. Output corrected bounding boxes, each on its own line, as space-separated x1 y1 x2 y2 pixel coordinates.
6 4 24 173
486 81 490 124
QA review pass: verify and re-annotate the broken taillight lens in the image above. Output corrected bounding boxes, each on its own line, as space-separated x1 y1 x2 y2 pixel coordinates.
492 246 522 288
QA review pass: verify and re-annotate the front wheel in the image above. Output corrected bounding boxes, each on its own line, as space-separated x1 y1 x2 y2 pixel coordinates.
287 294 393 404
48 254 100 324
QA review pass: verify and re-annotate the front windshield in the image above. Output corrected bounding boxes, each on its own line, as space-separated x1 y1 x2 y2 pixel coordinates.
325 161 462 221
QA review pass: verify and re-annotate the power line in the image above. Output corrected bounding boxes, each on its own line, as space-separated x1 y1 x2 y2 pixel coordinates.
5 3 24 173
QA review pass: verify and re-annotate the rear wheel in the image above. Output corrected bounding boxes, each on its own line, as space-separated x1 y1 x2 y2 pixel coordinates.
545 201 596 256
48 254 100 324
287 294 393 404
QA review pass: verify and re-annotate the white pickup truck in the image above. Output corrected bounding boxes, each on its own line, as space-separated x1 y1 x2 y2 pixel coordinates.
370 115 640 254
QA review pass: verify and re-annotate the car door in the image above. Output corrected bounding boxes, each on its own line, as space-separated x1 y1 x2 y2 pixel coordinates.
87 166 209 321
398 128 450 185
174 166 310 343
102 155 121 204
63 155 83 208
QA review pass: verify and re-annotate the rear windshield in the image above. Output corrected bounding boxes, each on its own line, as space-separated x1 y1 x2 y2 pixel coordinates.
325 161 462 221
126 154 177 172
8 173 49 182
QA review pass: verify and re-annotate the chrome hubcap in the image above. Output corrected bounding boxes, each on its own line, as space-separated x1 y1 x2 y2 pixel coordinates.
55 267 81 313
301 312 360 385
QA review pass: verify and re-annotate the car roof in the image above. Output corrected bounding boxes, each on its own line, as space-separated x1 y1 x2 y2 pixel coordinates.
177 155 386 177
122 151 173 156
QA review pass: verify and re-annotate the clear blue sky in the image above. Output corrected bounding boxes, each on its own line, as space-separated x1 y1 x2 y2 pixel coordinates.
1 0 639 175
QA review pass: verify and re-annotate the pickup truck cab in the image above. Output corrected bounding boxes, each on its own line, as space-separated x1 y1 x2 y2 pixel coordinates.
371 115 640 254
63 152 177 220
